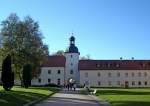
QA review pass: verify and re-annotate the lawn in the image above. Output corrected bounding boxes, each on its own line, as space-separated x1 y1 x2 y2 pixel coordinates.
0 86 59 106
94 88 150 106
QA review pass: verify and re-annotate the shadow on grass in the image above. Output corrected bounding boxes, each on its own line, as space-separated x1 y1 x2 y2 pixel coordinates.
0 87 58 106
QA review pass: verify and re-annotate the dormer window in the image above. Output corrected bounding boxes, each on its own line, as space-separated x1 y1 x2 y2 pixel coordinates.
116 64 120 68
96 64 100 68
107 63 110 68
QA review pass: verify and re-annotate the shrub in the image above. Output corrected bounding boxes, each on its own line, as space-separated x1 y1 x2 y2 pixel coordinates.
1 55 14 91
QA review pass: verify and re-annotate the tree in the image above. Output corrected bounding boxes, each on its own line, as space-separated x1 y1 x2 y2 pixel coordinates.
23 64 32 88
52 50 64 56
1 55 14 91
0 13 49 84
80 54 91 60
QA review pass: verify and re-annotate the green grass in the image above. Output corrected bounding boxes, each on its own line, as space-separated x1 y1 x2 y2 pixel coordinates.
94 88 150 106
0 86 59 106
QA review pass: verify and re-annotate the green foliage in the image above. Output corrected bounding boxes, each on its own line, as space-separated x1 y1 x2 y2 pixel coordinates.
0 13 49 82
1 55 14 91
23 64 32 88
52 50 64 56
0 86 59 106
95 88 150 106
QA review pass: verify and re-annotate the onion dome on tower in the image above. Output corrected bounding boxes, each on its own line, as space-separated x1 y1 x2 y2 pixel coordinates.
68 36 79 53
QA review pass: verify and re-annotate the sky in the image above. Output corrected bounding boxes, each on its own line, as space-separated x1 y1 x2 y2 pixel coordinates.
0 0 150 60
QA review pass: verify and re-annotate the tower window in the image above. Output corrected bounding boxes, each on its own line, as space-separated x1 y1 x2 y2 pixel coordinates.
70 70 73 74
57 79 61 85
58 70 61 74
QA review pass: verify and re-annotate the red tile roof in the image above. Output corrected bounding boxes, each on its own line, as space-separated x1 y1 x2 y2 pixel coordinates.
79 60 150 70
42 56 66 67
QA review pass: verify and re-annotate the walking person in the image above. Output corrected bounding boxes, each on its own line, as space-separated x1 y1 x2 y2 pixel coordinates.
73 83 76 91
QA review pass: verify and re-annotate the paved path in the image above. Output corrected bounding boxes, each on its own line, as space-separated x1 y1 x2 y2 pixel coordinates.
34 88 100 106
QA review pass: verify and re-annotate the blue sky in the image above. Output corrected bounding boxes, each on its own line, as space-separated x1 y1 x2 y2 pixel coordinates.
0 0 150 59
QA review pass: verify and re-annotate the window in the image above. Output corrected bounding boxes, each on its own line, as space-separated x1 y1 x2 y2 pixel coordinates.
48 79 51 83
138 81 141 85
108 72 111 77
108 81 112 86
85 72 88 77
96 64 100 68
48 70 51 74
107 63 110 68
58 70 61 74
145 81 148 86
132 72 134 77
144 72 147 77
57 79 61 85
138 72 141 77
125 73 128 77
117 73 120 77
132 81 135 85
117 81 120 85
98 81 101 86
116 64 120 68
71 55 73 58
38 78 41 83
85 81 89 85
70 70 73 74
71 63 73 66
97 72 101 77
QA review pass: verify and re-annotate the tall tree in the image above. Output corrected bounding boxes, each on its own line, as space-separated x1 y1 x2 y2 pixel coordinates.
1 55 14 91
0 13 49 84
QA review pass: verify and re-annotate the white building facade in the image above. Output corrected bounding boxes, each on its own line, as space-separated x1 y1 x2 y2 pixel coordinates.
31 36 150 88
